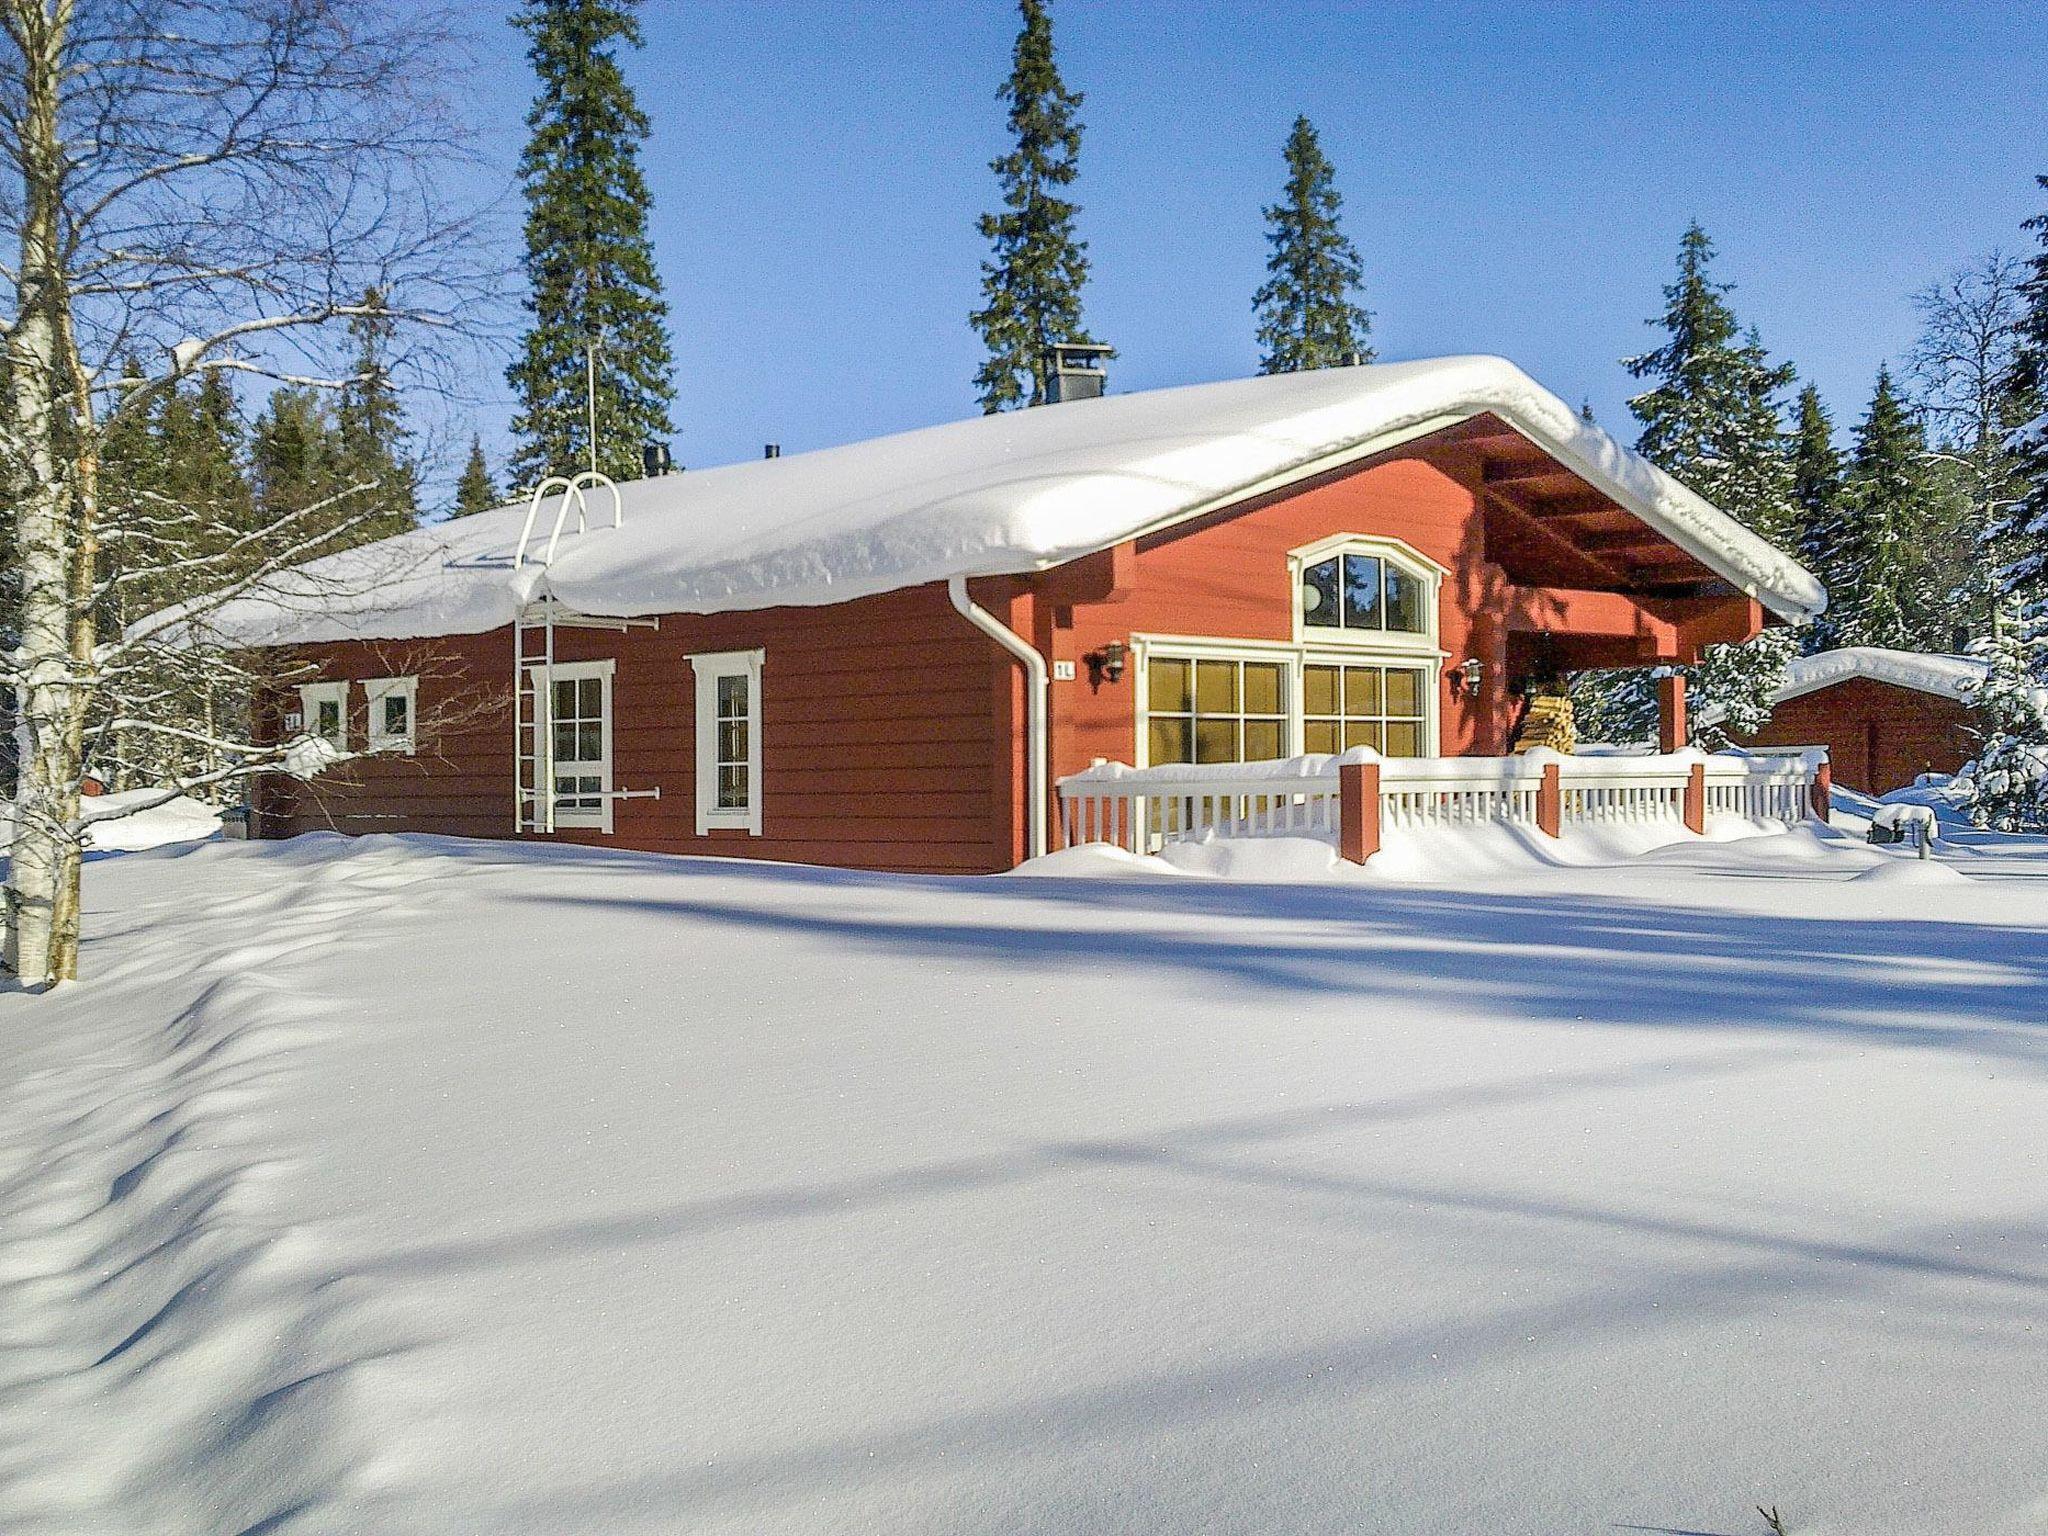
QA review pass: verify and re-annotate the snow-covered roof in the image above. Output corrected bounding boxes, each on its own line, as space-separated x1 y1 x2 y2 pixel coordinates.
199 356 1827 647
1771 647 1988 705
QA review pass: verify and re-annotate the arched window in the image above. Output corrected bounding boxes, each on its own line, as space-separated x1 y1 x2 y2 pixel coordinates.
1296 540 1436 639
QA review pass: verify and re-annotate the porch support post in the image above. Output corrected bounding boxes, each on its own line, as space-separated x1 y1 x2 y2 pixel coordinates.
1683 761 1706 834
1339 760 1380 864
1657 671 1689 754
1810 756 1833 822
1537 761 1561 837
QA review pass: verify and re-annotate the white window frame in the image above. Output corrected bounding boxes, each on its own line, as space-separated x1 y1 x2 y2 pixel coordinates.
297 680 349 749
688 649 765 835
1131 633 1443 765
363 676 418 755
1288 533 1447 656
532 659 614 833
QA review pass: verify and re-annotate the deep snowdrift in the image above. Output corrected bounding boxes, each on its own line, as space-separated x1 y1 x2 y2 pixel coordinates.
2 831 2044 1534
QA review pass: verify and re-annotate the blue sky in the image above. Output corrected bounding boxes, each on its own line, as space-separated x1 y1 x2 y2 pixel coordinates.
445 1 2047 492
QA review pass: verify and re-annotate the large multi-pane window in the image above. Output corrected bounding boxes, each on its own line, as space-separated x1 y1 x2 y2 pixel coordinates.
1138 538 1441 767
548 665 610 827
1145 657 1287 765
690 649 765 834
1302 662 1428 757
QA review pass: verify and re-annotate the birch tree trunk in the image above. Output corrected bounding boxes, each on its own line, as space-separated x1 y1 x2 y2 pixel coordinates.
3 0 79 987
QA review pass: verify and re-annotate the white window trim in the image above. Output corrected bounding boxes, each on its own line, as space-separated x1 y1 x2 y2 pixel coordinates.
297 680 349 749
362 676 418 755
531 658 615 833
687 648 765 835
1288 533 1447 654
1131 633 1442 766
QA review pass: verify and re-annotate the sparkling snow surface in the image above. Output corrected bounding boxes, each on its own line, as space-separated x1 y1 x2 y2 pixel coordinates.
194 357 1825 648
3 824 2044 1534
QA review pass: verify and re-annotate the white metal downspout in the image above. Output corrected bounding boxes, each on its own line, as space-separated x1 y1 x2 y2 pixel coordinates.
948 574 1047 861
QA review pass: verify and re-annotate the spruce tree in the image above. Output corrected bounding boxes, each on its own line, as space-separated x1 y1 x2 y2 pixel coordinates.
251 386 351 544
1969 176 2048 828
337 287 419 539
1254 116 1371 374
455 436 502 516
1827 367 1966 652
1575 224 1801 745
1789 384 1844 648
970 0 1098 411
507 0 676 485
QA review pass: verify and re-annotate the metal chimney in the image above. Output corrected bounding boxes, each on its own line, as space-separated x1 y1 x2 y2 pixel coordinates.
1043 341 1114 405
642 441 673 478
764 443 781 459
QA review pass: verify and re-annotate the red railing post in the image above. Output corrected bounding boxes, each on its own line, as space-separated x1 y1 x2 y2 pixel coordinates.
1810 757 1832 821
1683 761 1706 834
1339 760 1380 864
1537 760 1561 837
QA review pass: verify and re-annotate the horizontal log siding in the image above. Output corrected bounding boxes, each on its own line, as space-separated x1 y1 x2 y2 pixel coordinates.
1740 677 1977 796
260 583 1005 873
1048 448 1515 788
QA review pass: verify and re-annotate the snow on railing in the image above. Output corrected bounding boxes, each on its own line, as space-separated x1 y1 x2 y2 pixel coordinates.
1055 746 1828 858
1056 755 1342 852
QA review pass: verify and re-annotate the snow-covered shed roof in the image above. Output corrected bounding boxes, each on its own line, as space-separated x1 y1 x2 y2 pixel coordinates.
201 355 1827 647
1771 647 1988 705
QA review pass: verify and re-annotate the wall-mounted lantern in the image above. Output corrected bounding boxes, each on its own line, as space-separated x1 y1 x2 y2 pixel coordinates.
1454 657 1485 697
1087 640 1129 685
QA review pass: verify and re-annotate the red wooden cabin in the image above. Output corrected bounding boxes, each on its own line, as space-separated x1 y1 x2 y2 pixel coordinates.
1738 647 1986 796
221 358 1825 873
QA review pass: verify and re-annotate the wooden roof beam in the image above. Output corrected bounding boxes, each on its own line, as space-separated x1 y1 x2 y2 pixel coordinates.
1483 460 1575 487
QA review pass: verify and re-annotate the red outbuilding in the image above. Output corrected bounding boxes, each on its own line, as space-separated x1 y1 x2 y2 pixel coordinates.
1738 646 1987 796
217 357 1826 872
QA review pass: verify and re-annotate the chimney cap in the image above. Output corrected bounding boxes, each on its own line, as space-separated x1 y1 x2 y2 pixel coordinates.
1044 340 1114 405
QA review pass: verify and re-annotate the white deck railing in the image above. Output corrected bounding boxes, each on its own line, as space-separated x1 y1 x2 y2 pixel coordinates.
1055 748 1827 857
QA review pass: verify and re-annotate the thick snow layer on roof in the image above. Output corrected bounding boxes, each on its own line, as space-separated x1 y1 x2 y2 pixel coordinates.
199 356 1826 648
1772 646 1988 705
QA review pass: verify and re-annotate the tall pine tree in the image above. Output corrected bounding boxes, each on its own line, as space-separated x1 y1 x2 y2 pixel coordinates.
1573 224 1801 745
455 436 502 516
970 0 1098 412
507 0 676 485
337 287 419 540
1254 116 1371 374
1827 369 1927 650
251 387 351 542
1789 384 1844 649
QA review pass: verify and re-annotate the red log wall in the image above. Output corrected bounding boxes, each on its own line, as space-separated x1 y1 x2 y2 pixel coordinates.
258 583 1008 874
1739 678 1976 795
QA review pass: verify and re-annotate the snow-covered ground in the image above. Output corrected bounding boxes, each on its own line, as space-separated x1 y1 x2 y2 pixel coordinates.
3 824 2045 1534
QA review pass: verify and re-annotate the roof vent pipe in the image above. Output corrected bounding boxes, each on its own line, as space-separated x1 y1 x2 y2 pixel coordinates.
764 443 781 459
642 441 672 478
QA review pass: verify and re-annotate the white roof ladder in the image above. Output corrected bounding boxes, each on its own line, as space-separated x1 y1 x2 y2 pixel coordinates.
511 472 658 832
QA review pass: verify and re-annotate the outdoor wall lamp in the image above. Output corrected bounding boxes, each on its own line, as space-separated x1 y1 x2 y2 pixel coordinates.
1455 657 1485 697
1088 641 1128 685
